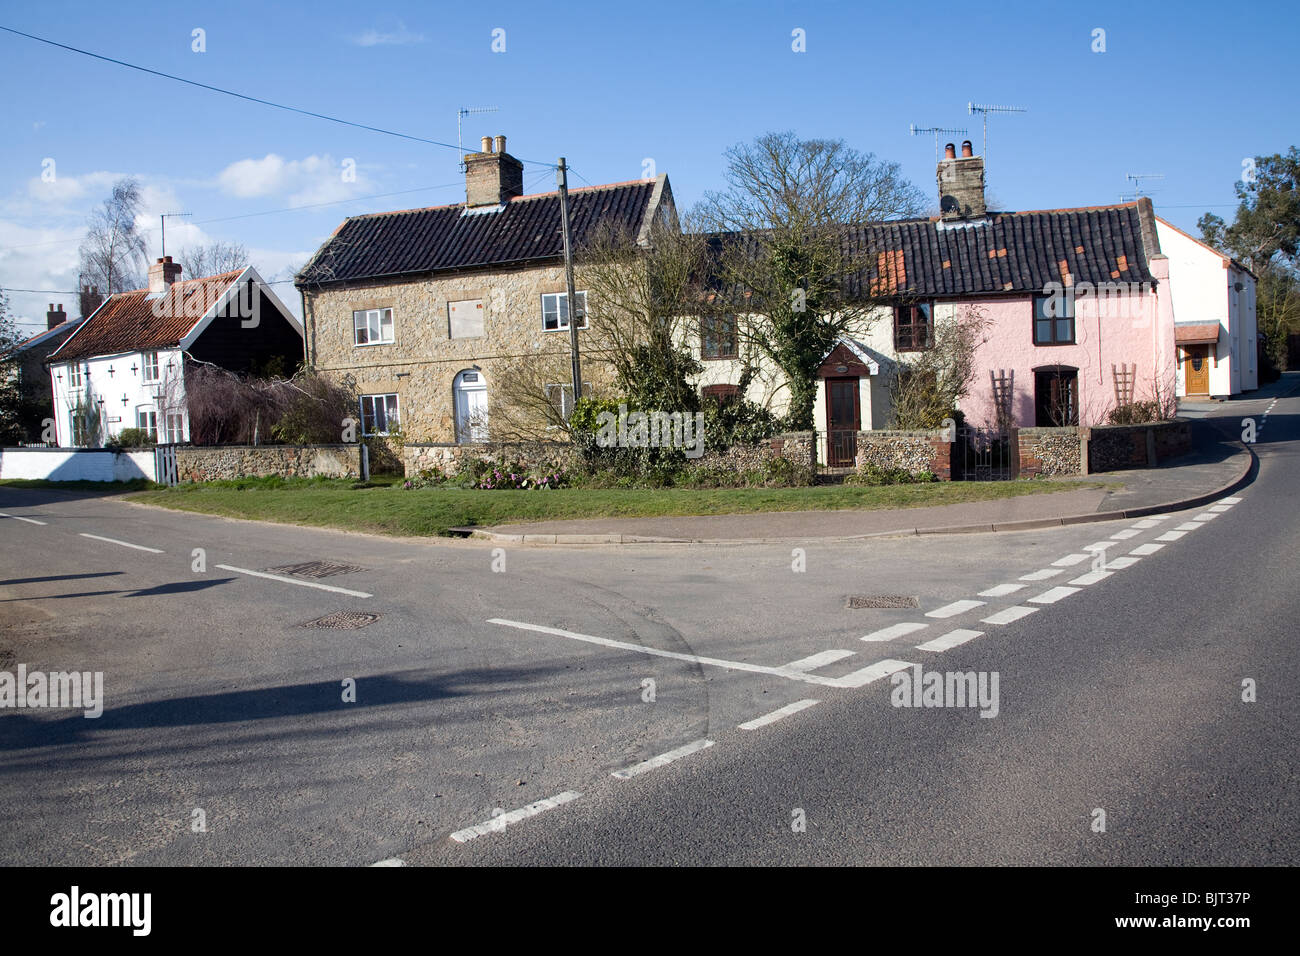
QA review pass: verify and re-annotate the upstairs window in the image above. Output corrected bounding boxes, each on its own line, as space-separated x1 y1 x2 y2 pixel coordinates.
701 314 738 360
67 363 83 389
353 308 394 346
542 291 587 332
143 351 160 382
894 303 933 352
1033 294 1075 345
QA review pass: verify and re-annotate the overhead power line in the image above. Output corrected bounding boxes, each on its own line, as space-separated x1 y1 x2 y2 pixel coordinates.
0 25 556 167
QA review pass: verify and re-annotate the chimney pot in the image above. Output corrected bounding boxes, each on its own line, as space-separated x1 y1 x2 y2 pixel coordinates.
961 140 974 157
46 302 67 331
481 136 493 153
465 132 524 207
944 143 957 159
494 135 506 154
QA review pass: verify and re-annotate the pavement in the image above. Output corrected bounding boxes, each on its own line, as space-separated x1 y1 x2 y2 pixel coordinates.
470 409 1263 545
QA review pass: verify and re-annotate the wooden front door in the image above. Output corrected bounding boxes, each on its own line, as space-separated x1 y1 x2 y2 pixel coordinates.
1184 346 1211 394
826 377 860 467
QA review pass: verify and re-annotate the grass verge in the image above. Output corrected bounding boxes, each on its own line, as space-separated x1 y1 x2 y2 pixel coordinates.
120 476 1105 537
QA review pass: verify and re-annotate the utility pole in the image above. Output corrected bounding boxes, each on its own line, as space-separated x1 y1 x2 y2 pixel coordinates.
557 157 582 414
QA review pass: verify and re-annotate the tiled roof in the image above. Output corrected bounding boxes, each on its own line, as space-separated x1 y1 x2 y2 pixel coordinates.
5 317 85 357
1174 323 1221 344
49 269 244 363
297 180 661 286
705 202 1158 302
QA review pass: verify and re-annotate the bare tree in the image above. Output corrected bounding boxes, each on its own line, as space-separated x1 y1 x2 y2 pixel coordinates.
78 178 148 295
694 132 925 429
490 351 590 440
174 240 249 279
888 307 991 429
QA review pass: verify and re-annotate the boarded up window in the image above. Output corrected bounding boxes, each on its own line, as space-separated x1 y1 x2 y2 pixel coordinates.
449 299 485 339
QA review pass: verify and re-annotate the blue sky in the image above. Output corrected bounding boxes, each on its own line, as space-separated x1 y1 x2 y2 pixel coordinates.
2 0 1296 333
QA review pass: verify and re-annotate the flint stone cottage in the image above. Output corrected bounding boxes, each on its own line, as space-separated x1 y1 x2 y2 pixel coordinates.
47 258 304 446
296 135 674 445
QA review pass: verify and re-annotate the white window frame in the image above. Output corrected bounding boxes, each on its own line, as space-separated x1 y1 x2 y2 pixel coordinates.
541 291 587 332
353 308 395 346
142 351 160 383
137 409 158 439
165 411 185 445
67 362 83 390
359 393 400 435
544 381 592 421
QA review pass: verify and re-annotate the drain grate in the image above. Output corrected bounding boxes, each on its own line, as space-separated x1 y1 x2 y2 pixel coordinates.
845 595 919 609
301 610 379 630
266 561 366 579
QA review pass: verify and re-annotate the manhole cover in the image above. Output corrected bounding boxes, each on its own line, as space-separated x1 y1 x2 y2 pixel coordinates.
267 561 366 579
301 611 379 630
845 595 919 609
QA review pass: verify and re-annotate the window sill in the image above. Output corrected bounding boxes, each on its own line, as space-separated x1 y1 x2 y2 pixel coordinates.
542 326 587 333
353 341 395 348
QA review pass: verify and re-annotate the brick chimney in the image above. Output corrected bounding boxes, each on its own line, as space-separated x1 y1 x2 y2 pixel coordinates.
148 256 183 294
464 134 524 207
937 140 987 221
79 284 102 319
46 302 66 330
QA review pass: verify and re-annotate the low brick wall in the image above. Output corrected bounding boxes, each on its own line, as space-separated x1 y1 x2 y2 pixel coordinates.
1017 427 1083 477
855 430 953 480
175 444 364 482
1084 420 1191 472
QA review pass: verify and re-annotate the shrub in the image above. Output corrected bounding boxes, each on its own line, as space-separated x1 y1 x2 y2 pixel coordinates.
110 427 155 447
1107 400 1164 425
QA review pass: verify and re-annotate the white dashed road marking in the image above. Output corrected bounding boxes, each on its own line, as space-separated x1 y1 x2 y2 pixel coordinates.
79 533 163 554
1129 543 1165 556
1069 570 1113 586
916 629 983 652
1109 529 1140 540
836 659 914 688
784 649 855 672
978 583 1025 598
926 599 985 619
216 564 373 598
1029 586 1081 605
1021 568 1064 581
1131 519 1162 529
1209 504 1232 513
738 699 820 730
612 740 713 780
450 791 582 842
1105 556 1141 569
862 622 929 643
1052 554 1091 567
1156 531 1187 541
1194 512 1218 521
0 512 47 525
981 606 1039 625
1174 522 1203 531
1223 496 1242 504
370 858 406 866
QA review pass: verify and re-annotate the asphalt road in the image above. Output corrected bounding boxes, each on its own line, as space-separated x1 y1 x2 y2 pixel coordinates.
0 393 1294 866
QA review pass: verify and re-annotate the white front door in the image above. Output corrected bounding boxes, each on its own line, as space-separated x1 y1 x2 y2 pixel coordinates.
454 370 488 442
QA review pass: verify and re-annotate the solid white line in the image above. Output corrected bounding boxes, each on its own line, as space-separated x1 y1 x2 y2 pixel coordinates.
1105 556 1141 569
1156 531 1187 541
1109 529 1140 540
1052 553 1091 567
738 699 820 730
1069 570 1113 586
916 629 983 652
450 791 582 842
978 583 1026 597
981 606 1038 625
1020 568 1064 581
1129 543 1165 556
925 599 985 619
612 739 713 779
861 622 929 643
79 532 163 553
836 659 913 687
0 512 47 525
1222 496 1242 504
490 618 853 687
215 564 372 598
784 649 855 672
1029 586 1081 605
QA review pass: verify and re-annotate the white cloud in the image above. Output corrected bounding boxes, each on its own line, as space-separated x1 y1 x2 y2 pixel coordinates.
215 154 371 206
352 22 425 46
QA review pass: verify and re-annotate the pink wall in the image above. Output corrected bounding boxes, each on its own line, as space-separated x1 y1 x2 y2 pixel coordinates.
959 272 1171 428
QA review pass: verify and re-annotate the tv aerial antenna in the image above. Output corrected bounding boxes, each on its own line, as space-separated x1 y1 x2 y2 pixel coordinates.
1123 172 1165 200
909 124 969 161
967 102 1027 164
457 106 499 169
159 211 191 259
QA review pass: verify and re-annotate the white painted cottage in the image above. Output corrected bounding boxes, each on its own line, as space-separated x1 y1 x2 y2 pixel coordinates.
46 257 304 447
